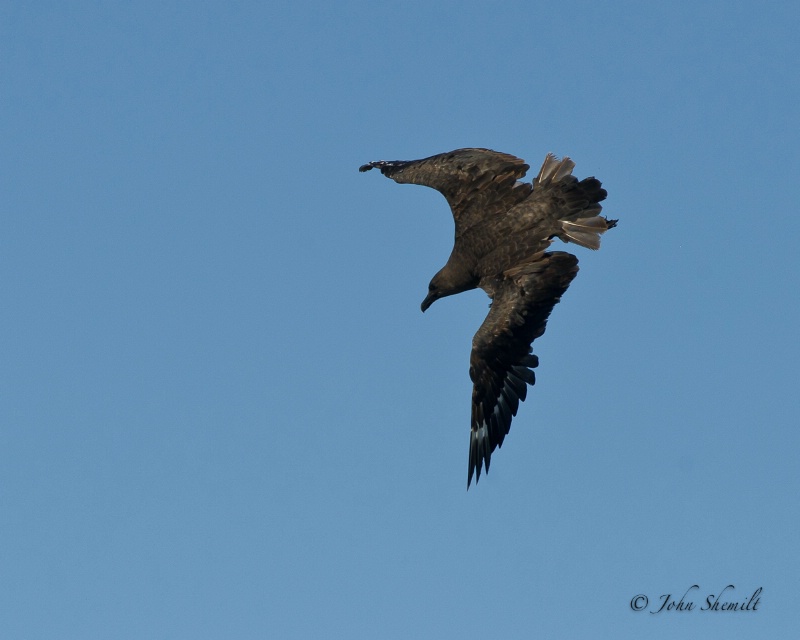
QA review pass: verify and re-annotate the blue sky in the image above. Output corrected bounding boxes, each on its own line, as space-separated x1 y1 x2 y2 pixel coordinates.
2 1 799 638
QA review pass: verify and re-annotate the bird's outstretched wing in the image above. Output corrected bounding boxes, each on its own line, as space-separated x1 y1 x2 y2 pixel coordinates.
359 148 532 233
468 251 579 487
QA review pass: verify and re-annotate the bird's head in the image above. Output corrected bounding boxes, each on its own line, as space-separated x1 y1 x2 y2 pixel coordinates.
421 268 473 312
421 280 442 313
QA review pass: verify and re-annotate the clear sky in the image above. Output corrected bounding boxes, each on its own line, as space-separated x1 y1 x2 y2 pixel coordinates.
2 1 798 638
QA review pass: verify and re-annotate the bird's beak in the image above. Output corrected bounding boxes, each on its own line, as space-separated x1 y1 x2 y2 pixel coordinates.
421 292 436 313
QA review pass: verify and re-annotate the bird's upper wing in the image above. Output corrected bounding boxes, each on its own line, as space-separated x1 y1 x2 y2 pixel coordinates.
468 251 579 487
359 148 532 233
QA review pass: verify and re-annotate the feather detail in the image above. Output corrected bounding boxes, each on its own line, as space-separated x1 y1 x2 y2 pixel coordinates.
560 216 616 250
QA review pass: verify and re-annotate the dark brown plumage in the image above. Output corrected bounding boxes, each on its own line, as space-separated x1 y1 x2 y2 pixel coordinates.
360 148 616 487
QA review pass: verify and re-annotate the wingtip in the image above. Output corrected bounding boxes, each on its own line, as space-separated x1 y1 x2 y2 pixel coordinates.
467 424 492 489
467 462 485 490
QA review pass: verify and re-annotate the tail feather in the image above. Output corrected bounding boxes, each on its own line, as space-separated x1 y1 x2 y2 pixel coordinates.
535 153 575 187
560 216 617 250
552 157 576 182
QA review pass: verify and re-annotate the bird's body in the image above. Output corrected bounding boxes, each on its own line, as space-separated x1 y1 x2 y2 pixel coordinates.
360 148 616 487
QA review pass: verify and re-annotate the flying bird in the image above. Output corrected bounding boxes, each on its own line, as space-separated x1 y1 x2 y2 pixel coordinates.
360 148 616 487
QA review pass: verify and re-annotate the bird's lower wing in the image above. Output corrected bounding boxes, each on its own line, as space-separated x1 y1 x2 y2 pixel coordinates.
468 252 579 487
